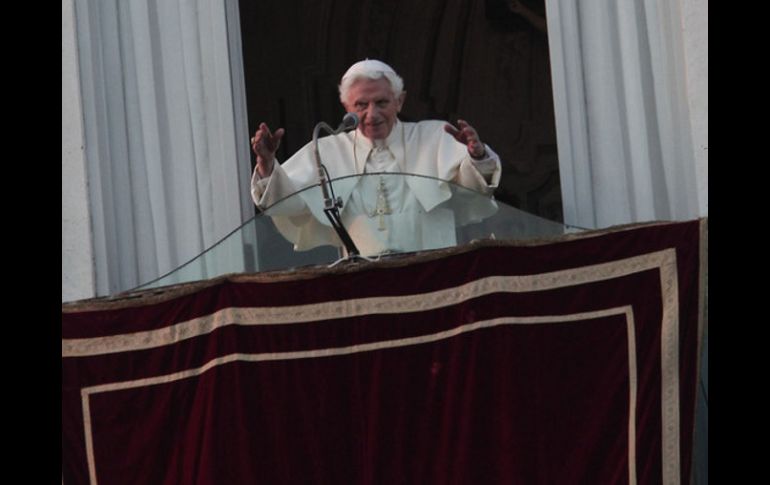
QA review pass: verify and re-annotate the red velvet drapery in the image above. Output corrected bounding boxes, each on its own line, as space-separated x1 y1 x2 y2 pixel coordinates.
63 219 706 485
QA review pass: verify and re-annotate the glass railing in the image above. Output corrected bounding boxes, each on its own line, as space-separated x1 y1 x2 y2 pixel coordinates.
133 173 583 291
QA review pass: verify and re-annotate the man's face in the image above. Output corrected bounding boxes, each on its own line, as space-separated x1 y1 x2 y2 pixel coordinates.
342 78 405 140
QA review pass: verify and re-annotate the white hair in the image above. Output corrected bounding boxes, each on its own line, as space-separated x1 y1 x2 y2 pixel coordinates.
338 59 404 105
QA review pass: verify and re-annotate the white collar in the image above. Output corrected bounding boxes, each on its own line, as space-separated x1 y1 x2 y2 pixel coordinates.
355 118 401 145
352 119 405 173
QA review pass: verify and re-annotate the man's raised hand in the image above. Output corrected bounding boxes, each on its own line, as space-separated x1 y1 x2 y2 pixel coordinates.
251 122 285 178
444 119 486 159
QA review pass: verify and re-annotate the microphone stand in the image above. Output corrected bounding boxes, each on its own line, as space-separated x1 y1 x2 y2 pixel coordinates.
312 117 361 258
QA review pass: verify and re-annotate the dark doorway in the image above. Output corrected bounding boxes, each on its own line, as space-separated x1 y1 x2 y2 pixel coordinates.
238 0 561 222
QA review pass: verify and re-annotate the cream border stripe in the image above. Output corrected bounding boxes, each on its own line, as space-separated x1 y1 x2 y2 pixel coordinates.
661 252 681 485
627 309 638 485
81 307 637 485
63 249 676 358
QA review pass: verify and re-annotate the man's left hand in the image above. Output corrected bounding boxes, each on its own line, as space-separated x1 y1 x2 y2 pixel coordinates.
444 119 487 159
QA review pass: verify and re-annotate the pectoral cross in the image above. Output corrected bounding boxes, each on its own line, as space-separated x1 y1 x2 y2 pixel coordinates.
374 177 392 231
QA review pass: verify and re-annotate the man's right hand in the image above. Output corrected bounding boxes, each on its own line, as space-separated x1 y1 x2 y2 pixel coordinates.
251 122 285 178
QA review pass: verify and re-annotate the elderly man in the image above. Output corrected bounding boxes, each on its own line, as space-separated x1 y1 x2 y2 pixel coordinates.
250 59 501 256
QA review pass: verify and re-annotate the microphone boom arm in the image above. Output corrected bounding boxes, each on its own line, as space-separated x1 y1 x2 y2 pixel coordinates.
312 115 360 257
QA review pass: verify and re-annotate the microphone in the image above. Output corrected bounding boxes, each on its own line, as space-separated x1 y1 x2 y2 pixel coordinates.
337 112 359 133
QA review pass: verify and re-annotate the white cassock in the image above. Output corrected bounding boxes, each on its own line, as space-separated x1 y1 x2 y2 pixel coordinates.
251 119 502 255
